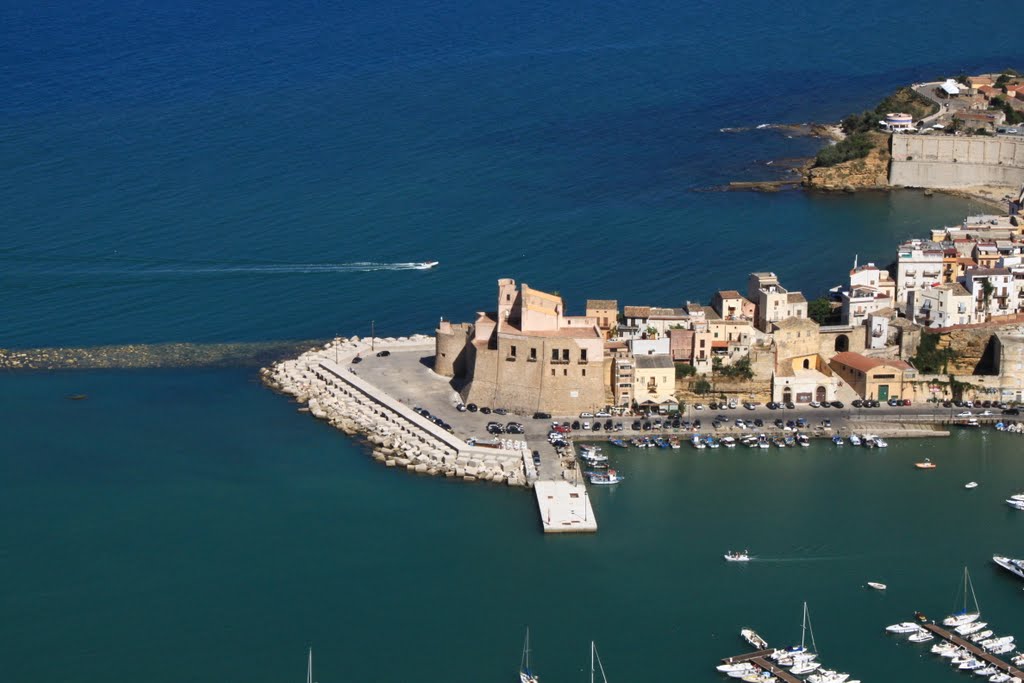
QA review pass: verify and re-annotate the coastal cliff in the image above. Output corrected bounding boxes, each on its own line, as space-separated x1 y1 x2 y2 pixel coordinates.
803 132 891 191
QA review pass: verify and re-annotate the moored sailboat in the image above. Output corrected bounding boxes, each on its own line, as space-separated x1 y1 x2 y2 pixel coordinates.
941 567 981 627
520 628 539 683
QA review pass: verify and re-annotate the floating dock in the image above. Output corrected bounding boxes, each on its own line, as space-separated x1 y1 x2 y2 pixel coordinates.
920 621 1024 678
534 480 597 533
720 650 802 683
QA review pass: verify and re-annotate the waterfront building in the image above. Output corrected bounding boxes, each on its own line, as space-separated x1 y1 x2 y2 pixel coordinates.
910 282 973 328
770 317 842 405
939 79 961 97
711 290 755 321
896 239 946 306
879 112 914 132
632 354 677 410
612 352 635 407
435 278 606 414
747 272 808 333
631 337 670 357
842 262 895 327
620 306 689 340
829 352 916 402
586 299 618 339
963 267 1015 322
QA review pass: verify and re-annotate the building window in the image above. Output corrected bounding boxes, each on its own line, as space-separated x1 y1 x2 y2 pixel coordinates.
551 369 555 376
510 345 517 358
563 369 567 376
582 369 586 376
530 348 537 360
581 348 588 362
551 349 559 361
699 339 706 348
562 349 569 362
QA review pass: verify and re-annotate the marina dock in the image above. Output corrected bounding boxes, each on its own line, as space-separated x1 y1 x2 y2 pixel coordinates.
720 649 802 683
534 480 597 533
920 622 1024 678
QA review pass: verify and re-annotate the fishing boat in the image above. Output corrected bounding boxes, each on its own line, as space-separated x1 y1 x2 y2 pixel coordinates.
915 458 937 469
832 434 844 446
669 437 681 449
741 628 769 650
862 435 877 448
721 437 737 448
941 567 981 627
691 435 707 450
587 469 623 485
520 628 539 683
866 581 886 590
964 481 978 489
874 437 888 448
796 433 810 447
992 554 1024 581
607 437 626 448
848 434 862 446
724 550 751 562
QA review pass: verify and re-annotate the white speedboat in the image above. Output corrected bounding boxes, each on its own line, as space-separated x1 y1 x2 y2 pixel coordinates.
955 621 988 636
1007 498 1024 510
725 550 751 562
992 555 1024 580
979 635 1014 649
866 581 886 590
885 622 921 634
967 629 993 643
908 629 934 643
974 666 999 677
848 434 862 446
931 641 957 655
717 662 755 674
414 261 439 269
988 641 1015 655
832 435 844 446
741 629 768 650
965 481 979 489
874 437 888 448
790 661 821 675
989 673 1012 683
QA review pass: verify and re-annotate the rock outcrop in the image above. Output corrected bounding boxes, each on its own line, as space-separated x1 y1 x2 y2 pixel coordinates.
803 140 891 191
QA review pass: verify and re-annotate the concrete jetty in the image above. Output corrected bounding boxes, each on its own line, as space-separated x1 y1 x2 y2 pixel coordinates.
534 480 597 533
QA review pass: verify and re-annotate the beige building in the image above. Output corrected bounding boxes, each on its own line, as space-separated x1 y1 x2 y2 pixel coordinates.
711 290 755 321
911 282 973 328
435 278 606 415
586 299 618 339
829 352 915 401
633 354 676 409
770 317 841 404
747 272 808 332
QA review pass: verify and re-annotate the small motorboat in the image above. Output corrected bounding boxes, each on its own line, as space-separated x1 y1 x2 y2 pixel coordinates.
1006 498 1024 510
964 481 978 489
414 261 439 269
832 434 844 446
866 581 887 590
915 458 937 469
848 434 862 446
908 629 934 643
741 628 768 650
954 620 988 636
587 469 623 485
725 550 751 562
885 622 921 634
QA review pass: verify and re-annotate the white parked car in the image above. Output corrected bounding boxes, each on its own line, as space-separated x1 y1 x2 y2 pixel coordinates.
980 410 994 416
809 401 821 408
956 411 973 417
595 411 611 418
579 412 594 418
694 404 705 410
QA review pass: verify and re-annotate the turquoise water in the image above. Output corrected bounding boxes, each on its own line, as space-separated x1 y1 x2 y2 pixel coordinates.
4 0 1024 680
4 370 1024 682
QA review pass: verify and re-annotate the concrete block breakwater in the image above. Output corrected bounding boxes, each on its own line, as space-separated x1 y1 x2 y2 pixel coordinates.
0 340 326 371
261 336 530 487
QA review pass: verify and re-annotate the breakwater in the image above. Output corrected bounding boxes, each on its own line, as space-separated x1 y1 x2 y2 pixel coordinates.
0 340 327 371
890 134 1024 189
260 336 531 487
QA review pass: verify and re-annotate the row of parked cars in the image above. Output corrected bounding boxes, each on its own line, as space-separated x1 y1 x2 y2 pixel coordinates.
411 406 454 433
486 421 524 435
457 403 509 415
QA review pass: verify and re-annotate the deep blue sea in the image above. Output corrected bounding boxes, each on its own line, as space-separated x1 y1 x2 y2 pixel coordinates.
3 1 1024 681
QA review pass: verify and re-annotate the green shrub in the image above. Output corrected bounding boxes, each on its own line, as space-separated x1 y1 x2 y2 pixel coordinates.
814 133 874 167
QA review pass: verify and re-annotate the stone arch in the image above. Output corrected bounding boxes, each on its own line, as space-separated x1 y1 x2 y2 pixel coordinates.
835 334 850 353
816 386 827 403
782 387 792 404
802 358 810 370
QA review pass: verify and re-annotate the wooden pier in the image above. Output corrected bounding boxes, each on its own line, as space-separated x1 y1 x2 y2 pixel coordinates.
920 622 1024 678
721 648 803 683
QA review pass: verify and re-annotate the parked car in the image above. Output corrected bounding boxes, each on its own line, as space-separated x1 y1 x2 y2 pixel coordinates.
694 403 705 411
468 403 479 413
809 401 821 408
493 408 508 415
1002 408 1021 415
579 412 594 418
532 411 550 419
376 349 390 357
596 411 612 418
480 406 492 414
852 399 863 408
766 402 777 410
902 399 911 406
785 402 795 410
351 355 362 364
506 422 524 434
831 401 844 409
456 403 467 412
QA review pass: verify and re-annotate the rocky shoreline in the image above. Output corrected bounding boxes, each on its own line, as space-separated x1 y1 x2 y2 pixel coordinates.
260 335 530 488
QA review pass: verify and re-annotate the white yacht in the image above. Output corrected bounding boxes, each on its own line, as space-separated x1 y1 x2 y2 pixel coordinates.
908 629 934 643
1006 498 1024 510
993 555 1024 580
942 567 981 627
955 621 988 636
717 662 755 675
885 622 922 634
967 629 993 643
741 629 768 650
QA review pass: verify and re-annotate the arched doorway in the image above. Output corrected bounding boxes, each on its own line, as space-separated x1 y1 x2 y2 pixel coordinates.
802 358 811 370
835 334 849 353
816 386 827 403
782 387 792 404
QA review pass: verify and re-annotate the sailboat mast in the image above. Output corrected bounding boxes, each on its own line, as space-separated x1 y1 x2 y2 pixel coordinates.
307 648 313 683
967 567 980 613
800 602 807 649
590 641 595 683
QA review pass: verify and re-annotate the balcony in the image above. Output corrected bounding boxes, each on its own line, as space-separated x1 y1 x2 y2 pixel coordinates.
550 359 570 365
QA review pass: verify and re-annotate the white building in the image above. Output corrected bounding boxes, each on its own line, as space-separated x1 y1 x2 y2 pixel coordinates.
896 239 946 308
963 267 1014 322
880 112 914 132
747 272 808 333
912 283 973 328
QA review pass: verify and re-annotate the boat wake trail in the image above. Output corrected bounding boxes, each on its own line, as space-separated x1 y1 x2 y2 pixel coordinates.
752 555 849 563
133 262 434 275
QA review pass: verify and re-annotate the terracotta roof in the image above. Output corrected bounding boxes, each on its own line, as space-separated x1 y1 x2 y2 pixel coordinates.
787 292 807 304
968 267 1011 276
649 307 688 318
830 352 912 373
717 290 743 299
586 299 618 310
623 306 650 318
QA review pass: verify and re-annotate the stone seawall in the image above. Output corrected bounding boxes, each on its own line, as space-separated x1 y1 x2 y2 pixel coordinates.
261 336 530 487
890 134 1024 189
